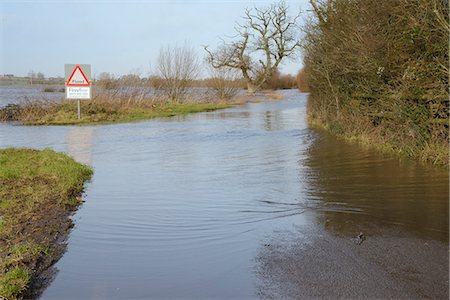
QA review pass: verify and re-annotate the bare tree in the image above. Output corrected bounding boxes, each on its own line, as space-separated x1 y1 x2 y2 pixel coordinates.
206 65 242 99
155 43 200 102
204 1 301 94
118 73 152 104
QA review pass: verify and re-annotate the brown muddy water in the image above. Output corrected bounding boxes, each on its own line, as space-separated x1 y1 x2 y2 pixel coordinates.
0 90 448 299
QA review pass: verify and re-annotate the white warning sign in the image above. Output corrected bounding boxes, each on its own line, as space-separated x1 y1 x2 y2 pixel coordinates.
66 86 91 99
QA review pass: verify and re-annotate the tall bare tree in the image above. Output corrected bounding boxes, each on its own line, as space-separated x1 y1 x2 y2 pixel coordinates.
156 43 200 102
204 1 301 94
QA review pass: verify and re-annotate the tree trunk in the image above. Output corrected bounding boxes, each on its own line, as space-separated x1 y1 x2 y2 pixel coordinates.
247 82 257 94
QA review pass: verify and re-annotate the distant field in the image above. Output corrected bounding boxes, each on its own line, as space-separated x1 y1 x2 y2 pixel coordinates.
0 77 64 86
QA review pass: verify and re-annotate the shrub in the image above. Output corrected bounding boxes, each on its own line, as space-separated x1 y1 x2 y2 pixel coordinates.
304 0 449 166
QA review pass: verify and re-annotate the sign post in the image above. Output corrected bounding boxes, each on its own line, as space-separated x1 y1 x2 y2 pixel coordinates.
65 64 91 119
77 99 81 119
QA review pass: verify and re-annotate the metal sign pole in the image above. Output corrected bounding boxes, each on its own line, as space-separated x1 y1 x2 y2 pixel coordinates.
77 99 81 119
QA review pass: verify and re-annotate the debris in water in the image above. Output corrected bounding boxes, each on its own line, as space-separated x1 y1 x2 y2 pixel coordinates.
354 232 366 245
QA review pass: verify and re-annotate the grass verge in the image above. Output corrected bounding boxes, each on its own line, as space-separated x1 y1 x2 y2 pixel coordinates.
0 148 92 299
307 114 449 169
0 98 233 125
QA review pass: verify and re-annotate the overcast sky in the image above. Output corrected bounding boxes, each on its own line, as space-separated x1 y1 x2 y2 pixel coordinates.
1 0 311 78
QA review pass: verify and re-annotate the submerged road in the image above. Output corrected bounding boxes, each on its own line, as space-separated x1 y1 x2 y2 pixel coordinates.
0 90 448 299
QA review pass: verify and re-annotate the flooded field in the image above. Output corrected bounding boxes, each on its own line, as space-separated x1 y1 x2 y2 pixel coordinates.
0 90 447 299
0 85 64 106
0 86 215 108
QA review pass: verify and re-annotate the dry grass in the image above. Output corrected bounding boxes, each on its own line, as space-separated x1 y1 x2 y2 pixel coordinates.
262 91 284 100
0 94 234 125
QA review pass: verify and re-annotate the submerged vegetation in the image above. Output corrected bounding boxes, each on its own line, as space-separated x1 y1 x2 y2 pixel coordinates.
0 148 92 299
304 0 449 167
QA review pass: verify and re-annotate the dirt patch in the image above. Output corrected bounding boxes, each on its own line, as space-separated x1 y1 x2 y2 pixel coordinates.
255 223 449 299
2 179 77 298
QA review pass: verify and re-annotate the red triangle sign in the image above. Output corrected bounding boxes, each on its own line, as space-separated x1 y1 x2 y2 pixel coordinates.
66 65 90 86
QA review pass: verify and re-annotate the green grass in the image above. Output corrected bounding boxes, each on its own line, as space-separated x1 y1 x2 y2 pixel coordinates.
0 148 92 299
0 267 30 299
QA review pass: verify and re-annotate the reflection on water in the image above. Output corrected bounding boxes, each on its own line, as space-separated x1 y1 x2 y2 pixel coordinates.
303 130 449 242
254 128 449 299
0 90 447 299
66 127 95 165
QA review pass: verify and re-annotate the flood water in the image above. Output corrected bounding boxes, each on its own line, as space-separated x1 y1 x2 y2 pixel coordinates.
0 85 64 106
0 86 211 107
0 90 448 299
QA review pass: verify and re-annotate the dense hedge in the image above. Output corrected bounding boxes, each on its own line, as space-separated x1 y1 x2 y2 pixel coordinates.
304 0 448 166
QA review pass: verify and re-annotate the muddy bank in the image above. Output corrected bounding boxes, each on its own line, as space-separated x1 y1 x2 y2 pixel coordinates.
256 223 449 299
0 148 92 299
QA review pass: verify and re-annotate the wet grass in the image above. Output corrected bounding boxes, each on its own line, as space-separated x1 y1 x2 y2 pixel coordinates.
308 115 449 169
0 148 92 299
0 97 233 125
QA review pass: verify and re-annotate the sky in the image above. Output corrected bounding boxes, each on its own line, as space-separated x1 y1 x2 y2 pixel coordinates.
1 0 311 78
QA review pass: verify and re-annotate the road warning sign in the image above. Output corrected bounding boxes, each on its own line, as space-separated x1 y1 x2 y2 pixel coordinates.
67 65 90 86
65 64 91 99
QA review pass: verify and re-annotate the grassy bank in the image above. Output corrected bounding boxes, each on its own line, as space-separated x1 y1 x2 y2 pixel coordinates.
0 98 233 125
304 0 448 167
0 148 92 299
308 115 449 168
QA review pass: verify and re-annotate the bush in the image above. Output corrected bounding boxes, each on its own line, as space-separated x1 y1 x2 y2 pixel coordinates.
264 69 297 90
304 0 449 166
154 43 200 102
296 68 309 92
204 66 242 99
